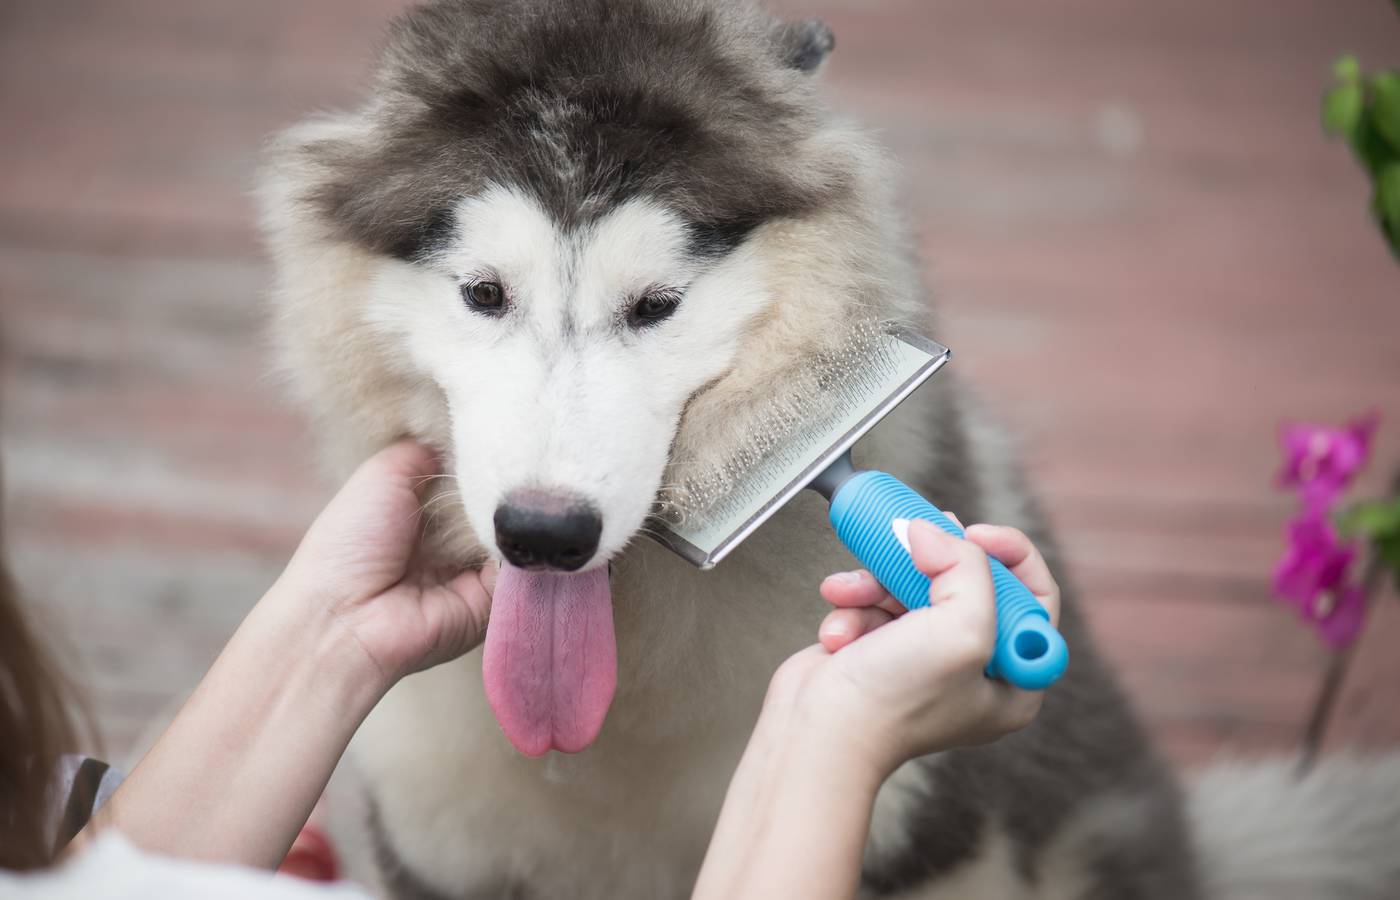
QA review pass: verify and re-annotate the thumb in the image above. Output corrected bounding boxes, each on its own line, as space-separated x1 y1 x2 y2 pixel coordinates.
906 519 997 648
419 561 499 665
313 441 437 540
291 441 442 595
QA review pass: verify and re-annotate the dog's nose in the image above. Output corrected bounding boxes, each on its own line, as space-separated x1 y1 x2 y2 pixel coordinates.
493 490 602 572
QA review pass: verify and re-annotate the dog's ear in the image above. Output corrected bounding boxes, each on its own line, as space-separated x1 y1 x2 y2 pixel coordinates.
775 19 834 73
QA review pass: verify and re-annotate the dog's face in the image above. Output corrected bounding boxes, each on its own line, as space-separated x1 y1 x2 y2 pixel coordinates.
263 1 869 571
364 185 770 568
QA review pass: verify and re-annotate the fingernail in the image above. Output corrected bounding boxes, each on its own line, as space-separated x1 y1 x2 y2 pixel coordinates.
891 518 912 552
907 519 959 569
908 519 948 540
825 571 863 585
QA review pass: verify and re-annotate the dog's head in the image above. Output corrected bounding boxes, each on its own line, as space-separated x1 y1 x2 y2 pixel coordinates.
261 0 913 572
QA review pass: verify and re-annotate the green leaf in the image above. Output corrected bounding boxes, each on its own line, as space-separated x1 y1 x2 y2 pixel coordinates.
1351 114 1396 177
1342 498 1400 591
1377 533 1400 592
1339 497 1400 540
1323 82 1365 137
1334 54 1362 84
1383 213 1400 261
1379 164 1400 227
1371 71 1400 151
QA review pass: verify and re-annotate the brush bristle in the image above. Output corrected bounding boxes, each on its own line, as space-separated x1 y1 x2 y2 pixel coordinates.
657 318 901 526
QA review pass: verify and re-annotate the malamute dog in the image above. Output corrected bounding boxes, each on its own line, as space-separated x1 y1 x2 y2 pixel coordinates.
259 1 1400 897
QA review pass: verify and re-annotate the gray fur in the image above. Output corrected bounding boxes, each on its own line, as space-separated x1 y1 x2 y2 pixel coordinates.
776 18 834 72
299 0 847 261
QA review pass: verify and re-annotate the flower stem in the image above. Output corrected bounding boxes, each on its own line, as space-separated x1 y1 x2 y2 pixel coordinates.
1297 642 1354 774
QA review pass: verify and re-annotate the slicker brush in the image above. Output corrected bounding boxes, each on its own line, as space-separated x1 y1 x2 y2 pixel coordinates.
649 323 1068 691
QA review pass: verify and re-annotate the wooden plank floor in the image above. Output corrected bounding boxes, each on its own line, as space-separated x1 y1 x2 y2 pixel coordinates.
2 0 1398 768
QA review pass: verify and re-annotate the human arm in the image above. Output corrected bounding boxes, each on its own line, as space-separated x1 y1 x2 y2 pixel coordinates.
77 441 494 869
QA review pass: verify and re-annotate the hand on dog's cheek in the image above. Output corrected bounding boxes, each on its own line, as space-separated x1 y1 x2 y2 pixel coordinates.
84 441 497 869
273 439 497 691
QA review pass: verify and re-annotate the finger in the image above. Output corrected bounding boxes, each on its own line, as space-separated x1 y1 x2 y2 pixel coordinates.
820 571 905 616
943 510 963 529
963 524 1060 625
291 441 442 592
336 440 441 515
434 565 497 651
907 520 997 649
312 441 439 538
938 680 1043 749
818 606 896 652
819 570 883 605
479 560 499 597
986 681 1045 734
369 439 440 486
961 525 1049 592
905 519 965 580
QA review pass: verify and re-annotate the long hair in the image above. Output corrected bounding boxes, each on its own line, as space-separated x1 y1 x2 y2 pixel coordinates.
0 513 78 870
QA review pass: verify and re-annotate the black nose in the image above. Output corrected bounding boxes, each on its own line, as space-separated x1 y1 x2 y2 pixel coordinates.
493 491 603 572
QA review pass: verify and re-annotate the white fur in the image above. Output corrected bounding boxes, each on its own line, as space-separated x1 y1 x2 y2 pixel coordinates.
1189 755 1400 900
355 185 776 565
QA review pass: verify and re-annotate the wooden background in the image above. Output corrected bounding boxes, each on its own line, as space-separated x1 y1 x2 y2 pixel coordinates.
2 0 1398 767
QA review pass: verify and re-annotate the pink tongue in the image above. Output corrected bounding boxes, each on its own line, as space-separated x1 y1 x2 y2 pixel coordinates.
482 563 616 757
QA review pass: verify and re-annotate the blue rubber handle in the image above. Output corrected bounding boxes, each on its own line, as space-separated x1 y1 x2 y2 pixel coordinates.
827 470 1068 690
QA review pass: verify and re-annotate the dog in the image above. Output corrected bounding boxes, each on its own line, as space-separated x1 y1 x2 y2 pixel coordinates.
258 2 1400 897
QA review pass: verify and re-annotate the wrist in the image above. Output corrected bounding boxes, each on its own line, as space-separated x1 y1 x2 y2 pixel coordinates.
254 578 392 716
712 699 884 900
753 692 891 797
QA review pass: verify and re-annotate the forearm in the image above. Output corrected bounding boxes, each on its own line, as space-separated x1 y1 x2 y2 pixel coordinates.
695 704 883 900
83 583 384 868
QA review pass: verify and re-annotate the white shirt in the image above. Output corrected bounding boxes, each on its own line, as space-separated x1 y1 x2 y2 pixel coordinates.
0 832 372 900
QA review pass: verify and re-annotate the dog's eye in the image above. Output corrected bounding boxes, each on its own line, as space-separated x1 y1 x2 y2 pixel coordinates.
628 291 680 328
463 281 505 314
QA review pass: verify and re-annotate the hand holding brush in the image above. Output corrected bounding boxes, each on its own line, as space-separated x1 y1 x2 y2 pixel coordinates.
695 517 1061 900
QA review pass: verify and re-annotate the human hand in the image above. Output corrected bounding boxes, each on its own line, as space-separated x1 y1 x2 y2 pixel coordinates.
273 440 495 692
767 519 1060 779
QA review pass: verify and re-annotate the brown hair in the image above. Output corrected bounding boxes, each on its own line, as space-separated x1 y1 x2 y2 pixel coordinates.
0 533 78 870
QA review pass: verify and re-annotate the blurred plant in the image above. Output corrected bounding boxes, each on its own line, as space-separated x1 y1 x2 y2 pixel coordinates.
1272 414 1383 648
1339 494 1400 589
1294 11 1400 764
1322 29 1400 258
1274 413 1399 766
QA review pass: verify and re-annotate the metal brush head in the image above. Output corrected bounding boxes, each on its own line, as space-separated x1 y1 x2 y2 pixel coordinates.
648 324 951 568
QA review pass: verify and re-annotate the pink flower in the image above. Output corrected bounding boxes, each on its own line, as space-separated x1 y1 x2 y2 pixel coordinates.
1309 584 1367 649
1273 513 1366 648
1274 514 1355 607
1277 413 1378 510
